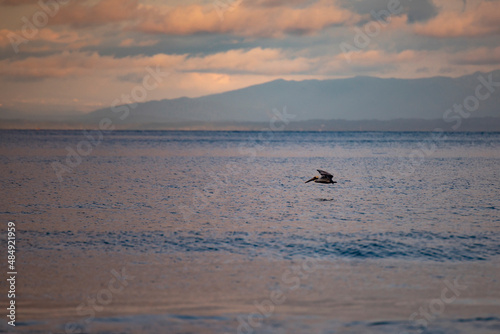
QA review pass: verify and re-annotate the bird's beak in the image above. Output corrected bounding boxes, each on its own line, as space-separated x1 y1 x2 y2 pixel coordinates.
305 177 316 183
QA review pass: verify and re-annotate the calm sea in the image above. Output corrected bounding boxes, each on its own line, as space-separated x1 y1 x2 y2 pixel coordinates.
1 130 499 333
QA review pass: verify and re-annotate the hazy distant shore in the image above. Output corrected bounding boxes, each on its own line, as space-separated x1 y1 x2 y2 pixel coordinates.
2 117 500 132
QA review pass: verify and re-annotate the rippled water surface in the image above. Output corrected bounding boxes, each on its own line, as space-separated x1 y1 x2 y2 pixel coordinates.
1 130 499 333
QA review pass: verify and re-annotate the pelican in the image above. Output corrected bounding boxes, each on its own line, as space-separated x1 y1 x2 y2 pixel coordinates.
305 169 337 184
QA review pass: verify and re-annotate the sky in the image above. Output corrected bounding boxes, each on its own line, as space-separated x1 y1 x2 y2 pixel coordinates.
0 0 499 116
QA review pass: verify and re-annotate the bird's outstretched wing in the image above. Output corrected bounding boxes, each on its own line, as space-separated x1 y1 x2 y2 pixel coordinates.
317 169 333 177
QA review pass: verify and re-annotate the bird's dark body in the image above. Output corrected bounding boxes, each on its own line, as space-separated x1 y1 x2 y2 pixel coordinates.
305 169 337 184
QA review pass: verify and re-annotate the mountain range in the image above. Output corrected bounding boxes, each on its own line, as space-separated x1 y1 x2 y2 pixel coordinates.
1 70 499 131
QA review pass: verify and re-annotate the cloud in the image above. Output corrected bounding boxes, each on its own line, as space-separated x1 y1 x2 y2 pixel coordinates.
0 51 184 79
48 0 140 27
2 0 359 38
0 47 316 80
243 0 315 8
0 0 36 5
135 0 360 38
406 0 439 23
339 0 438 23
5 46 418 84
119 38 158 47
3 44 492 85
413 1 500 37
325 49 419 74
181 48 314 75
0 27 101 53
452 46 500 65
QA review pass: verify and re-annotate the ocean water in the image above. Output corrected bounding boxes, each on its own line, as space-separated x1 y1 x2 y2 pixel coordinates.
1 130 499 333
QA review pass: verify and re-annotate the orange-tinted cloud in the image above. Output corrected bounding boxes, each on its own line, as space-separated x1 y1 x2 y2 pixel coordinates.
0 27 100 52
118 38 158 47
0 51 184 79
3 0 359 38
244 0 313 8
0 47 314 79
136 0 360 37
414 1 500 37
181 48 314 75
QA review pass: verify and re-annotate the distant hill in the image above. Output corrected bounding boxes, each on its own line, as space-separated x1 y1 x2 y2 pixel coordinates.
80 70 500 125
1 70 499 131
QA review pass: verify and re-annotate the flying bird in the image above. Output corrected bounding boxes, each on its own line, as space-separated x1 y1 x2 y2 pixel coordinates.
305 169 337 184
